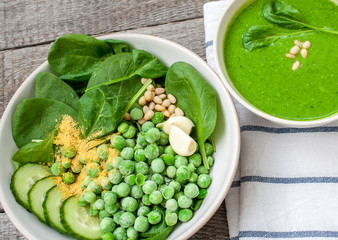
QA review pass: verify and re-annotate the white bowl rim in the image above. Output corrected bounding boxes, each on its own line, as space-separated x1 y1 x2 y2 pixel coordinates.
0 33 241 240
213 0 338 128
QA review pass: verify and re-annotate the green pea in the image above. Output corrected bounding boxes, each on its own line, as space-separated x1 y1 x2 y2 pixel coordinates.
130 108 144 120
77 195 88 207
164 145 176 155
145 128 160 144
197 165 209 175
149 190 163 204
165 198 178 212
85 162 101 178
174 191 184 201
141 121 154 132
99 209 111 219
123 125 137 139
111 135 126 150
142 180 157 195
101 177 113 190
84 191 96 203
136 173 146 186
162 154 175 165
97 144 110 160
113 211 124 225
144 144 160 160
119 160 135 175
165 212 178 226
151 158 165 173
131 185 143 199
120 147 134 160
102 232 115 240
158 146 165 155
158 132 169 146
189 172 198 183
118 122 130 134
89 207 99 216
189 154 202 167
147 211 162 225
184 183 199 198
162 186 175 200
142 194 151 206
151 173 164 185
94 199 105 210
197 174 212 188
105 202 120 215
207 155 215 167
70 163 83 173
134 216 149 233
197 189 208 199
113 227 127 240
87 181 102 194
50 162 66 176
126 139 136 148
119 212 136 228
178 195 193 208
176 166 191 184
178 209 193 222
61 158 72 169
151 112 164 124
168 181 181 193
166 166 176 178
127 227 138 240
79 156 88 164
121 196 138 212
135 162 149 175
62 172 75 184
137 206 151 216
134 149 146 162
187 162 196 173
81 176 92 188
175 155 188 168
61 144 77 158
125 174 136 185
204 143 214 156
136 134 147 148
104 191 117 206
117 182 131 197
108 169 123 184
92 155 101 164
111 156 123 169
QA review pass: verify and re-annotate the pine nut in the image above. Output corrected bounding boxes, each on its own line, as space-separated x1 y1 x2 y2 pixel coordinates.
162 110 170 118
123 113 131 120
155 88 165 95
138 96 147 106
151 92 155 99
162 99 171 108
285 53 296 59
159 94 166 99
303 41 311 49
168 94 176 104
138 118 146 125
144 110 154 121
155 83 162 88
169 113 176 118
141 78 148 84
290 46 300 55
153 96 162 104
294 40 302 47
300 49 308 58
175 107 184 116
155 104 166 112
149 102 155 110
143 106 150 114
147 84 154 91
292 61 300 71
168 105 176 114
144 91 152 101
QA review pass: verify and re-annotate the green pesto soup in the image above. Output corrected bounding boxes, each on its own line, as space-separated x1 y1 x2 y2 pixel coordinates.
224 0 338 120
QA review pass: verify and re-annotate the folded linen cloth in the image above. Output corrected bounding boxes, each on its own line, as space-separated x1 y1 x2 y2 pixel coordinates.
203 1 338 239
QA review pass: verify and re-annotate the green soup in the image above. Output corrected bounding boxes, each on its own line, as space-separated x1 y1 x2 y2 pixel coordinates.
224 0 338 120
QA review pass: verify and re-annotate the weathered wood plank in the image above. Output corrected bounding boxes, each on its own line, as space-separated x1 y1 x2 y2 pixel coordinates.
0 0 210 50
0 18 206 117
0 204 229 240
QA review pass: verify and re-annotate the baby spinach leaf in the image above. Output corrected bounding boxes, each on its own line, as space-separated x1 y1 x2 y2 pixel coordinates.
165 62 217 169
86 50 167 92
243 26 280 51
12 129 57 165
12 98 78 148
35 72 79 111
104 39 133 54
47 34 114 82
142 227 174 240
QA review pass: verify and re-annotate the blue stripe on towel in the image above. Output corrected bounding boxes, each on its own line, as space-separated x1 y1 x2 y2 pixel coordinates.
240 125 338 134
205 40 213 48
232 230 338 238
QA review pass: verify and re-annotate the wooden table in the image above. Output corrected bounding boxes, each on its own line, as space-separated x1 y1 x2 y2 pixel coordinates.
0 0 230 239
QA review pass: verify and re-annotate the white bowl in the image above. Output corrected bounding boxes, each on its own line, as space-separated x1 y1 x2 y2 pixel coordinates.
0 33 240 240
214 0 338 127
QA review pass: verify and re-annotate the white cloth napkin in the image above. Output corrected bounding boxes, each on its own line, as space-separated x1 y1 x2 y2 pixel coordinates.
203 1 338 239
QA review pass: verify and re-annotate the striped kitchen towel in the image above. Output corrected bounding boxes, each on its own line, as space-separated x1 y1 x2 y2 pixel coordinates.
203 1 338 239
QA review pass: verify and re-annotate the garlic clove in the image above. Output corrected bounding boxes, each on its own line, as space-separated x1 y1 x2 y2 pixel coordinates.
162 116 195 135
169 125 197 156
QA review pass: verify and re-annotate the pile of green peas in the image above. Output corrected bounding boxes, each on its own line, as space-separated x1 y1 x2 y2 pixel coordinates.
77 109 214 240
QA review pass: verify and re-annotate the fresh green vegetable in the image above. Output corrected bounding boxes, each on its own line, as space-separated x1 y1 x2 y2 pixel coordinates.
12 129 57 165
104 39 133 54
35 72 79 111
166 62 217 169
12 98 77 148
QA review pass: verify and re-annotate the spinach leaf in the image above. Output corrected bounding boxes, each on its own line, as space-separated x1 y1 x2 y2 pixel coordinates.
63 80 88 96
35 72 79 111
12 98 78 148
104 39 133 54
12 129 57 165
165 62 217 169
142 227 174 240
47 34 114 82
140 207 166 238
86 50 167 91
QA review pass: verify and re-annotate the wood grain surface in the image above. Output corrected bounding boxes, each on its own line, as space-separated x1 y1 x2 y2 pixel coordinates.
0 0 230 239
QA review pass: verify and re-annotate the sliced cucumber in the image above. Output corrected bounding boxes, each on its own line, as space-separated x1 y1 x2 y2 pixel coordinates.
28 176 57 223
61 195 104 240
43 186 67 233
10 163 52 210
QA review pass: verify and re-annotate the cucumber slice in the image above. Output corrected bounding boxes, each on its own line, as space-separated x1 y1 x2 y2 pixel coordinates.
28 176 57 222
10 163 52 210
43 186 67 233
61 195 104 240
